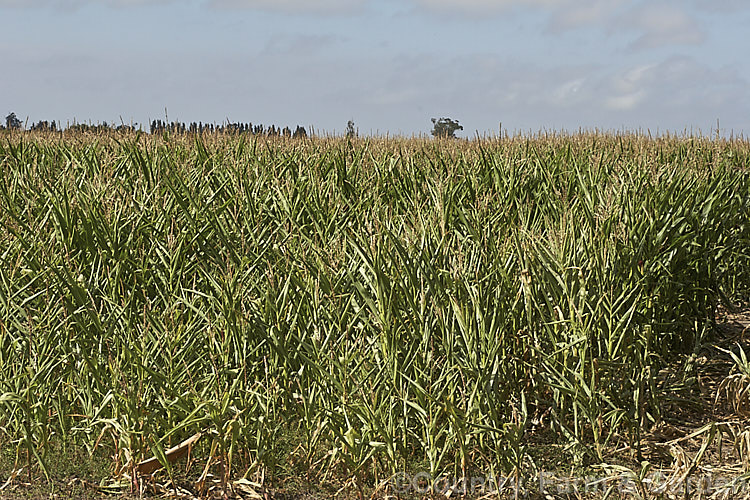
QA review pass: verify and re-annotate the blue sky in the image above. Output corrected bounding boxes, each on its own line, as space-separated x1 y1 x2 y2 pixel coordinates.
2 0 748 136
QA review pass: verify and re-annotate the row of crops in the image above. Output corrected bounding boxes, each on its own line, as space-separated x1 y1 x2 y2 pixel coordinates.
1 132 749 490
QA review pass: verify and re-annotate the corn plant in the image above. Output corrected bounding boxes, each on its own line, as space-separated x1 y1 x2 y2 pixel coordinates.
0 131 748 490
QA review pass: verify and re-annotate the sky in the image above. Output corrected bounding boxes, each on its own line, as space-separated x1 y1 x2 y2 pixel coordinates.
1 0 749 137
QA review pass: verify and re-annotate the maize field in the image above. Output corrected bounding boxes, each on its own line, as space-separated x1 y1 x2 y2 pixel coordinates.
0 130 749 497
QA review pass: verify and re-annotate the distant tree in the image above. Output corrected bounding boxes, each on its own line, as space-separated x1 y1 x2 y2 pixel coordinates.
5 112 22 130
293 125 307 139
30 120 52 132
346 119 356 138
431 117 463 139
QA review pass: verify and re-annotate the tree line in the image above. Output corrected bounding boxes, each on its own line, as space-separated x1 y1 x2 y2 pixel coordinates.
2 112 308 138
149 120 307 138
4 111 464 138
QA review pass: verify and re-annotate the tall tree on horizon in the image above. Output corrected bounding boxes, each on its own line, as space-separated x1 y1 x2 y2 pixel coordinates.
5 112 22 130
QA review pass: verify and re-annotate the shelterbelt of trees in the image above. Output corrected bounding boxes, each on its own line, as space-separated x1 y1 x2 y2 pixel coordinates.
1 112 308 137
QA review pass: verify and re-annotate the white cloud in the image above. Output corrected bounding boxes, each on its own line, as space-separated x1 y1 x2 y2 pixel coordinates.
0 0 50 5
611 63 656 93
604 63 657 111
598 56 749 128
0 0 178 8
605 90 646 110
546 1 709 49
409 0 707 55
409 0 570 17
414 0 565 9
551 78 587 105
689 0 750 12
207 0 365 14
0 0 360 13
412 0 750 19
260 33 341 57
621 4 706 49
548 2 611 31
